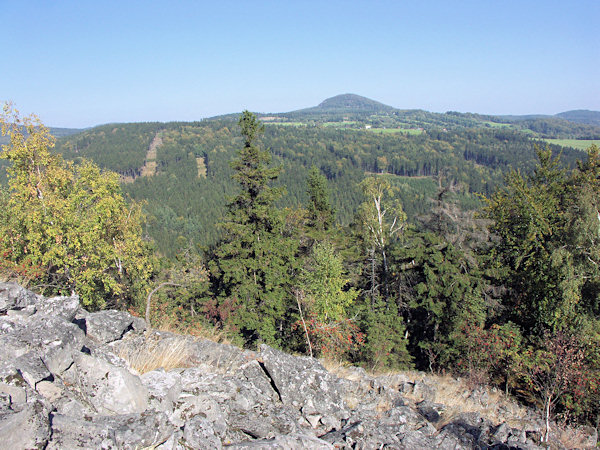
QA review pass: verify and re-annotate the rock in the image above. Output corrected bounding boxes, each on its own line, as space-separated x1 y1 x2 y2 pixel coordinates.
0 282 39 314
48 411 174 449
36 380 64 402
491 422 512 443
187 336 257 372
259 344 349 430
0 315 85 378
0 400 51 449
0 382 27 405
15 352 52 388
85 310 135 343
71 352 148 414
417 399 444 423
227 433 334 449
182 417 222 449
34 294 80 321
141 368 182 412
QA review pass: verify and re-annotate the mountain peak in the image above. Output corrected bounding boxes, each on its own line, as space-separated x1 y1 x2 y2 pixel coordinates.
316 94 395 112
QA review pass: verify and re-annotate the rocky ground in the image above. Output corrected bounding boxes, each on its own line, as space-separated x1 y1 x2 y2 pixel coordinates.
0 282 596 449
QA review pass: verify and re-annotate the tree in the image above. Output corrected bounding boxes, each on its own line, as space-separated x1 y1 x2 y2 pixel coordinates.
0 105 156 309
356 176 406 303
484 146 600 335
521 331 590 443
390 229 487 371
306 165 335 232
207 111 297 347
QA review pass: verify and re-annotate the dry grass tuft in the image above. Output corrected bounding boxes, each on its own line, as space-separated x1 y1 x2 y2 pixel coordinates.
118 334 193 374
555 424 598 449
154 315 232 345
399 372 530 429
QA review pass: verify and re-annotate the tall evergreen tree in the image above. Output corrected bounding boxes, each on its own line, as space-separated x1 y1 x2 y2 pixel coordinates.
208 111 297 347
306 165 335 232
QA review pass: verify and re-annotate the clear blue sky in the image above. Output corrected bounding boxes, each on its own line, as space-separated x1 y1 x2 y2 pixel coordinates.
3 0 599 128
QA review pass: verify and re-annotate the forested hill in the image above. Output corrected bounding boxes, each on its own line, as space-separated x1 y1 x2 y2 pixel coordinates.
243 94 600 139
51 114 586 255
555 109 600 126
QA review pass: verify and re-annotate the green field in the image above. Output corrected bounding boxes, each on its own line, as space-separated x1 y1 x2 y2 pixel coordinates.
369 128 424 135
542 139 600 151
482 121 512 129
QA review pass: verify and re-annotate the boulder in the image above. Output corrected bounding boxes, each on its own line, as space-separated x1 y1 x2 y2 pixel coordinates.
0 400 51 449
70 352 148 415
0 282 39 314
34 294 81 321
259 344 349 431
0 315 85 376
48 411 173 449
85 310 135 344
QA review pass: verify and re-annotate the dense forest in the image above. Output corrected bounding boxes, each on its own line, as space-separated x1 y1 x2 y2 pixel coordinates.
1 102 599 434
52 117 585 255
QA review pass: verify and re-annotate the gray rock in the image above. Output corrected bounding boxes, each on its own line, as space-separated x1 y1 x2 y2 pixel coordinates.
399 430 438 449
85 309 135 343
34 294 80 321
48 411 174 449
0 315 85 376
492 422 512 443
417 399 444 423
15 351 52 388
36 380 64 402
182 416 222 449
141 368 182 412
0 382 27 405
227 433 334 449
71 352 148 414
0 282 39 313
259 344 349 430
0 400 51 449
187 337 258 372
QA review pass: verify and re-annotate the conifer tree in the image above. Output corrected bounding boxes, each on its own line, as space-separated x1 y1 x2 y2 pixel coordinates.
306 165 335 232
208 111 297 347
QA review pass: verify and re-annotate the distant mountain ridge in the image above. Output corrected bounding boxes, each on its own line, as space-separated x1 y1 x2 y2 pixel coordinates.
556 110 600 126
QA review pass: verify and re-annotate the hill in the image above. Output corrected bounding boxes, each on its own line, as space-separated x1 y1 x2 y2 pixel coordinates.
291 93 397 115
556 109 600 126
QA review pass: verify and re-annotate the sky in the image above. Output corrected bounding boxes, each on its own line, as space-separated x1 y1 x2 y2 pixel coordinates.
2 0 599 128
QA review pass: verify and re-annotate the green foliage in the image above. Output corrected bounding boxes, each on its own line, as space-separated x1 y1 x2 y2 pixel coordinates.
299 242 357 322
0 105 156 309
485 145 600 335
355 296 413 371
207 112 298 347
306 166 335 232
391 229 487 371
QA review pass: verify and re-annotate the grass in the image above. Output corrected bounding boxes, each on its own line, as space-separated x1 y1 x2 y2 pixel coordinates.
482 121 512 129
369 128 424 134
542 139 600 151
325 363 530 429
118 333 193 374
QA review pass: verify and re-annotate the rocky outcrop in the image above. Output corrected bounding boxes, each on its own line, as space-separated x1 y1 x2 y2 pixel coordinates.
0 282 590 449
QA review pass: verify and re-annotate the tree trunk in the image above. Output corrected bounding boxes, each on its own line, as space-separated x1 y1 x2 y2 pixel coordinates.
145 282 181 326
295 290 313 358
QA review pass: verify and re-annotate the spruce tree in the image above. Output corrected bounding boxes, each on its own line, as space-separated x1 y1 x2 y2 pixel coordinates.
208 111 297 347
